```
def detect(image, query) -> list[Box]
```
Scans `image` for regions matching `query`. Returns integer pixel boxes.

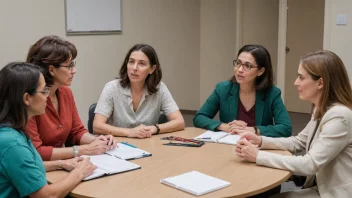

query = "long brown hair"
[300,50,352,120]
[119,44,162,94]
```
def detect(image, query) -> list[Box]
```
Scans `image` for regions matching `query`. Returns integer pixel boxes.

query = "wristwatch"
[154,124,160,135]
[73,145,79,157]
[253,126,259,135]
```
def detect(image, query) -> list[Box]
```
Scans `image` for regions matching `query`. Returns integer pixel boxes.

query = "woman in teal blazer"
[194,45,292,138]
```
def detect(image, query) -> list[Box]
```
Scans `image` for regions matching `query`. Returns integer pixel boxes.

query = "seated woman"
[0,62,96,198]
[236,50,352,197]
[93,44,185,138]
[193,44,292,137]
[25,35,116,164]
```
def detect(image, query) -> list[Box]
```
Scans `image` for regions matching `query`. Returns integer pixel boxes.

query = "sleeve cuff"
[20,175,47,197]
[209,121,222,131]
[259,136,271,149]
[74,131,89,145]
[38,146,54,161]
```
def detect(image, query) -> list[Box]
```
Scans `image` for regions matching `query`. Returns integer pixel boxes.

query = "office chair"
[88,103,97,134]
[158,113,168,124]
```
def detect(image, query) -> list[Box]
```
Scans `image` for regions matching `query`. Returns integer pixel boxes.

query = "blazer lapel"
[229,83,239,121]
[255,91,265,126]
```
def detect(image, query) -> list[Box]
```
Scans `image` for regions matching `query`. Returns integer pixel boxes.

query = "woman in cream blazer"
[235,50,352,198]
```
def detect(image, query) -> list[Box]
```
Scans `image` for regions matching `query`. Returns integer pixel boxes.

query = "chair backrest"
[158,113,168,124]
[88,103,97,134]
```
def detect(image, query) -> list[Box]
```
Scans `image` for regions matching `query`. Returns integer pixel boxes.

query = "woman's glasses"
[36,87,50,97]
[59,61,76,71]
[233,60,258,71]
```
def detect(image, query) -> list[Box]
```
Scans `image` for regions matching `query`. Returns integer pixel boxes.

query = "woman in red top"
[25,35,116,170]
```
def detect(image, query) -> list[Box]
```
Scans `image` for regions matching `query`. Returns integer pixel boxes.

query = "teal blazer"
[193,81,292,137]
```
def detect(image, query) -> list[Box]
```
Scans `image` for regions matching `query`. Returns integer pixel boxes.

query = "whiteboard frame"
[64,0,123,36]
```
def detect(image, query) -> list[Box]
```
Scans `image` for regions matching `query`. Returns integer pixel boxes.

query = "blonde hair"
[300,50,352,120]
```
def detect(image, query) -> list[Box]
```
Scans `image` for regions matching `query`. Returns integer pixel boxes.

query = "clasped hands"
[225,120,256,135]
[127,124,158,139]
[234,132,262,162]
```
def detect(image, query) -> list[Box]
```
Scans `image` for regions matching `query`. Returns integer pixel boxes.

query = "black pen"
[198,137,211,140]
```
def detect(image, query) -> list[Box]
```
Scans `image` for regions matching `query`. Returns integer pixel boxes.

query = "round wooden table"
[46,127,292,198]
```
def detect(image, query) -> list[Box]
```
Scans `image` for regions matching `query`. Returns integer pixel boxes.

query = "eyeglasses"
[36,87,50,97]
[59,61,76,71]
[233,60,258,71]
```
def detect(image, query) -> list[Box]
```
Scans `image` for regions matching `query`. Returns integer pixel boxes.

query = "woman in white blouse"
[93,44,185,138]
[235,50,352,198]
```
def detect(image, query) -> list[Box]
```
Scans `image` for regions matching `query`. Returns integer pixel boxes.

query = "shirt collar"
[122,85,151,97]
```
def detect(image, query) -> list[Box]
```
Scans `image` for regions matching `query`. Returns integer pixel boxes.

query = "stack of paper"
[161,171,231,196]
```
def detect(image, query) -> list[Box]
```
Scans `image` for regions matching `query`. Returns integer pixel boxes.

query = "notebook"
[82,154,141,181]
[161,171,231,196]
[216,134,241,145]
[105,142,152,160]
[194,130,241,145]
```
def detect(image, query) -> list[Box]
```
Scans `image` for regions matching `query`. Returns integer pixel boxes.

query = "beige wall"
[199,0,237,105]
[5,0,348,126]
[324,0,352,81]
[285,0,324,113]
[242,0,279,84]
[0,0,201,125]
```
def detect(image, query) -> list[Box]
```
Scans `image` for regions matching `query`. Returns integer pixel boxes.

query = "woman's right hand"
[81,136,111,155]
[240,132,262,146]
[72,157,96,179]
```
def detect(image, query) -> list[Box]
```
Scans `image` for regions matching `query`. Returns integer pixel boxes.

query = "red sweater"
[25,86,87,160]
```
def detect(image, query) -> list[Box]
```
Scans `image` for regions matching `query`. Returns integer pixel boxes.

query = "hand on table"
[143,125,158,135]
[128,124,152,138]
[62,157,82,171]
[97,134,117,150]
[235,138,259,162]
[72,157,96,179]
[82,136,111,155]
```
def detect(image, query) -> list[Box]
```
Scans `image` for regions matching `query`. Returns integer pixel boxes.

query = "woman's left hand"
[143,125,158,135]
[62,157,83,171]
[235,139,259,162]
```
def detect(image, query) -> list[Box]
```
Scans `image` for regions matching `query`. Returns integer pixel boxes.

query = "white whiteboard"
[65,0,122,35]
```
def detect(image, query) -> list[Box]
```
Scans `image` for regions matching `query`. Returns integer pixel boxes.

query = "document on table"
[194,130,240,145]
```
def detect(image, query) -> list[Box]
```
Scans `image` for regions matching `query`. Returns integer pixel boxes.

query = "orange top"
[25,86,87,160]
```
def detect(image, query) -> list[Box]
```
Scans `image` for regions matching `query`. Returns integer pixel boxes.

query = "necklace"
[50,96,58,104]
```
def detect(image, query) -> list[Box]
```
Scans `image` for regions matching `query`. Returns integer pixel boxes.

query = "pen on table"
[198,137,211,140]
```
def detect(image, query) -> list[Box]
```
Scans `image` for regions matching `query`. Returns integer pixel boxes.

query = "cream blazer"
[256,105,352,198]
